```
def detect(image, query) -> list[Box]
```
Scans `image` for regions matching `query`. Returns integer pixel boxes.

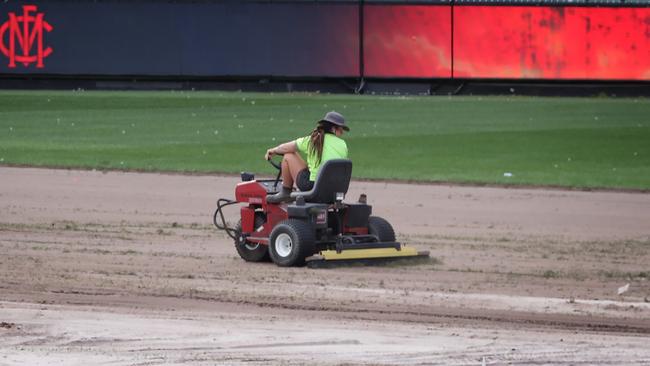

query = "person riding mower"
[213,112,429,267]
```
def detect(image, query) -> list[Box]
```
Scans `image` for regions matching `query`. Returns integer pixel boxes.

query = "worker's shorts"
[296,169,314,191]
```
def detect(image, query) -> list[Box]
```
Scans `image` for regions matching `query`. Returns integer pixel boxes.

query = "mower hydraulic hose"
[213,198,239,240]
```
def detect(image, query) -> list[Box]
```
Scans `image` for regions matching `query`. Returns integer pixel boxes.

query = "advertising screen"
[364,5,452,78]
[453,6,650,80]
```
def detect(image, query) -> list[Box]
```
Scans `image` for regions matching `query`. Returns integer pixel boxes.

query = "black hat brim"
[319,119,350,131]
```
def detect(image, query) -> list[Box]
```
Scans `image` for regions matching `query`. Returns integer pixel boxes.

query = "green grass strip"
[1,90,648,189]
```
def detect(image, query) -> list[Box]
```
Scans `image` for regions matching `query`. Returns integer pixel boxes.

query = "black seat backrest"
[290,159,352,204]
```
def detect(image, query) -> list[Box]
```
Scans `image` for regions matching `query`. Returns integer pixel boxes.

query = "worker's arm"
[265,141,297,160]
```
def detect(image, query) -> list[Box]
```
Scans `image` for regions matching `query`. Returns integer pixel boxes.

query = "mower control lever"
[267,155,283,189]
[267,155,282,170]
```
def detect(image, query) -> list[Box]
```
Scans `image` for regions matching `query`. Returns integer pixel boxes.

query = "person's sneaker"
[266,186,293,203]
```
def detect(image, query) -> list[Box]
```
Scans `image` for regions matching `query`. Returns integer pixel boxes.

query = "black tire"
[368,216,396,242]
[234,214,269,262]
[269,219,316,267]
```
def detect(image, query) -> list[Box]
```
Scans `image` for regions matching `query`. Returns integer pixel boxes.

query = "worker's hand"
[265,148,275,161]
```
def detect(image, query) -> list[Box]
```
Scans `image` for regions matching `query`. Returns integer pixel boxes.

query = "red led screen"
[364,5,452,78]
[453,6,650,80]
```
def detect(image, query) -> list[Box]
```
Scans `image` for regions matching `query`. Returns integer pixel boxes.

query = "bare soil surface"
[1,167,650,365]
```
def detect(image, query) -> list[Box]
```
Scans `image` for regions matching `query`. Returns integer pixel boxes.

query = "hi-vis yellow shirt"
[295,134,348,181]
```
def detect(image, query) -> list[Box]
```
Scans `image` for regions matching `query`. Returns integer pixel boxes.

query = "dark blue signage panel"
[0,2,360,77]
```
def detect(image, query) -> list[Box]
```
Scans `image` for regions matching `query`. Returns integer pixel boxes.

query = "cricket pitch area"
[1,167,649,365]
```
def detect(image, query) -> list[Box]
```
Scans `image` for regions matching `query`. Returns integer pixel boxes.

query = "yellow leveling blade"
[316,246,426,261]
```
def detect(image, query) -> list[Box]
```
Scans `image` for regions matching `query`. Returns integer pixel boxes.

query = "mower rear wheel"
[368,216,396,242]
[269,219,315,267]
[234,214,269,262]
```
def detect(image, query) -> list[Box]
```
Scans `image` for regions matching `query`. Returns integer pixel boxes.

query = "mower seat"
[290,159,352,204]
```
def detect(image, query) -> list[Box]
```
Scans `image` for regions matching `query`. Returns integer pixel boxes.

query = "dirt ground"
[1,167,649,365]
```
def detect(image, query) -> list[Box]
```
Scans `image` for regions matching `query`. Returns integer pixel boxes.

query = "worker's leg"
[282,153,307,188]
[267,152,306,203]
[280,152,307,188]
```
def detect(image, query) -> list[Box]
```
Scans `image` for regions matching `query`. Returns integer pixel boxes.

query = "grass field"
[1,90,649,189]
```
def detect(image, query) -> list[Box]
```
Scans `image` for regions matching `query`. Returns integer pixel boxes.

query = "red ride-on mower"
[213,158,429,267]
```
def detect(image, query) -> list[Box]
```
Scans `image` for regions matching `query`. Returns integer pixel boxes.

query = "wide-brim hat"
[319,111,349,131]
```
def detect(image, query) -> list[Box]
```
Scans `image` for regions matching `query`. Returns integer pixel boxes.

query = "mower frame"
[213,159,428,267]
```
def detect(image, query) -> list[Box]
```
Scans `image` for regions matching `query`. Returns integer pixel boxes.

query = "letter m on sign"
[0,5,54,68]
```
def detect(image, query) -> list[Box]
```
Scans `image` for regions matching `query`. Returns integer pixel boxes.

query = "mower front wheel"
[269,219,315,267]
[234,214,269,262]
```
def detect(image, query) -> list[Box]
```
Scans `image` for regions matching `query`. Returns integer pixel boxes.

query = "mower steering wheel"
[267,155,283,189]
